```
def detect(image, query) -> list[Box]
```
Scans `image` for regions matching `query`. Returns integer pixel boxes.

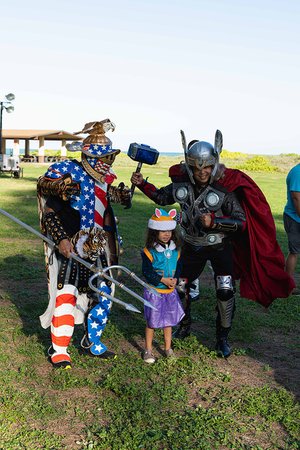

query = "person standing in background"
[283,162,300,294]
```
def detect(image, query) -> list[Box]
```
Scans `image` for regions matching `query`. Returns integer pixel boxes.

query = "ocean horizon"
[6,148,183,158]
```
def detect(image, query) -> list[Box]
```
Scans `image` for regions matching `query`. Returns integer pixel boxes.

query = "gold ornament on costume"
[70,119,121,182]
[78,119,116,146]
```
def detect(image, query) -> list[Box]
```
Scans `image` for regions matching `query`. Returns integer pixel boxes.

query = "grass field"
[0,155,299,449]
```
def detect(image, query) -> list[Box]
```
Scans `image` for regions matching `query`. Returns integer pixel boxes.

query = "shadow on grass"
[0,254,52,349]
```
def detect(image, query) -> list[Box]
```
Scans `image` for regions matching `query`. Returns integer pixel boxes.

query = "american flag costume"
[37,122,130,368]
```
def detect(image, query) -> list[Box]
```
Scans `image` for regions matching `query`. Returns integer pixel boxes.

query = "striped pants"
[50,284,111,364]
[50,285,78,365]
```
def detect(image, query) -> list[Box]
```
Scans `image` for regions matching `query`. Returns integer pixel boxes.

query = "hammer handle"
[131,161,143,194]
[125,161,143,209]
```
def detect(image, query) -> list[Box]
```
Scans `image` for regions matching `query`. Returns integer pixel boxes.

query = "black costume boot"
[215,286,235,358]
[173,325,191,339]
[216,337,231,358]
[216,327,232,358]
[173,290,191,339]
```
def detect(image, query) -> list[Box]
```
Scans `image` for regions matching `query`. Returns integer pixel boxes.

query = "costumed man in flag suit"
[131,130,295,357]
[37,119,131,368]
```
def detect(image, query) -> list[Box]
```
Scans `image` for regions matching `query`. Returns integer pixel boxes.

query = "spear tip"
[126,304,141,313]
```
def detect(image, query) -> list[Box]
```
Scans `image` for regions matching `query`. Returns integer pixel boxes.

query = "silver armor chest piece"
[173,183,226,246]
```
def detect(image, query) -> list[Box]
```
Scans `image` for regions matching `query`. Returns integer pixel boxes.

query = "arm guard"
[138,179,175,206]
[108,182,131,206]
[43,211,69,245]
[37,174,81,201]
[212,216,245,232]
[212,191,246,232]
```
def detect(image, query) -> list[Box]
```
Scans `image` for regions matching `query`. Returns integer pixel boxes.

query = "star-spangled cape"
[44,160,114,230]
[38,159,112,329]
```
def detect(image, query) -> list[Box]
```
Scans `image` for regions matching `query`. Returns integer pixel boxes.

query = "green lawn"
[0,157,299,449]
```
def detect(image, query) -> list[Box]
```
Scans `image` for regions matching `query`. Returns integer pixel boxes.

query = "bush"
[279,153,298,157]
[236,155,279,172]
[221,149,245,159]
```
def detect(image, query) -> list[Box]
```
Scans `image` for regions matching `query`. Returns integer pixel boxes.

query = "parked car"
[0,154,23,178]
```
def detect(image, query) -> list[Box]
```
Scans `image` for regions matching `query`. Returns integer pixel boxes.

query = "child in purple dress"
[142,208,185,363]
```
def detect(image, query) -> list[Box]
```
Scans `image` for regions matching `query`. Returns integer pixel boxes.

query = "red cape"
[218,168,295,307]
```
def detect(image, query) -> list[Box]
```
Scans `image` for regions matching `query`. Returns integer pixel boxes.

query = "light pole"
[0,93,15,155]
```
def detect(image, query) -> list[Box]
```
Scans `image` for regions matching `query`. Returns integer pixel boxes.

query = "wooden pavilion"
[1,129,83,163]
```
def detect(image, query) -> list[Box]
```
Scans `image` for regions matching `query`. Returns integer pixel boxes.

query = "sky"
[1,0,300,154]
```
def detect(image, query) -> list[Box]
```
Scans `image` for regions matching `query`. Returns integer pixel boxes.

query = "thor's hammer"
[126,143,159,209]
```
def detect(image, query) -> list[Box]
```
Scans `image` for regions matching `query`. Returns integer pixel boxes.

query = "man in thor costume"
[131,129,294,357]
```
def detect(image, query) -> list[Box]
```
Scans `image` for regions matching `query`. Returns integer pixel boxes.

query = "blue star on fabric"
[44,160,96,230]
[82,144,115,157]
[87,282,112,355]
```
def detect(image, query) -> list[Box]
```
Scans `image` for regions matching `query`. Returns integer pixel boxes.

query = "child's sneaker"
[143,350,156,364]
[165,348,176,358]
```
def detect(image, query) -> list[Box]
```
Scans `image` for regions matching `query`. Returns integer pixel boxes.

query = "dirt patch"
[43,387,101,449]
[246,329,300,399]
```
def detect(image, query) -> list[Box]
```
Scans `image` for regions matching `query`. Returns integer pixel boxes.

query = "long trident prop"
[0,208,157,313]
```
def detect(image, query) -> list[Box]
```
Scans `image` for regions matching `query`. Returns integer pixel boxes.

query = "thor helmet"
[186,130,223,183]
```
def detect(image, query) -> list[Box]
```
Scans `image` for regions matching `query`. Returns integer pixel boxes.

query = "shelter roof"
[2,130,83,141]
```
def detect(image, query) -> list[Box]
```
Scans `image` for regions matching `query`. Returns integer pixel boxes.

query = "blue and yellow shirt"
[142,240,181,293]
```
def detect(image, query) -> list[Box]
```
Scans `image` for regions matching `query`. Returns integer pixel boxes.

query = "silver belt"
[182,232,225,247]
